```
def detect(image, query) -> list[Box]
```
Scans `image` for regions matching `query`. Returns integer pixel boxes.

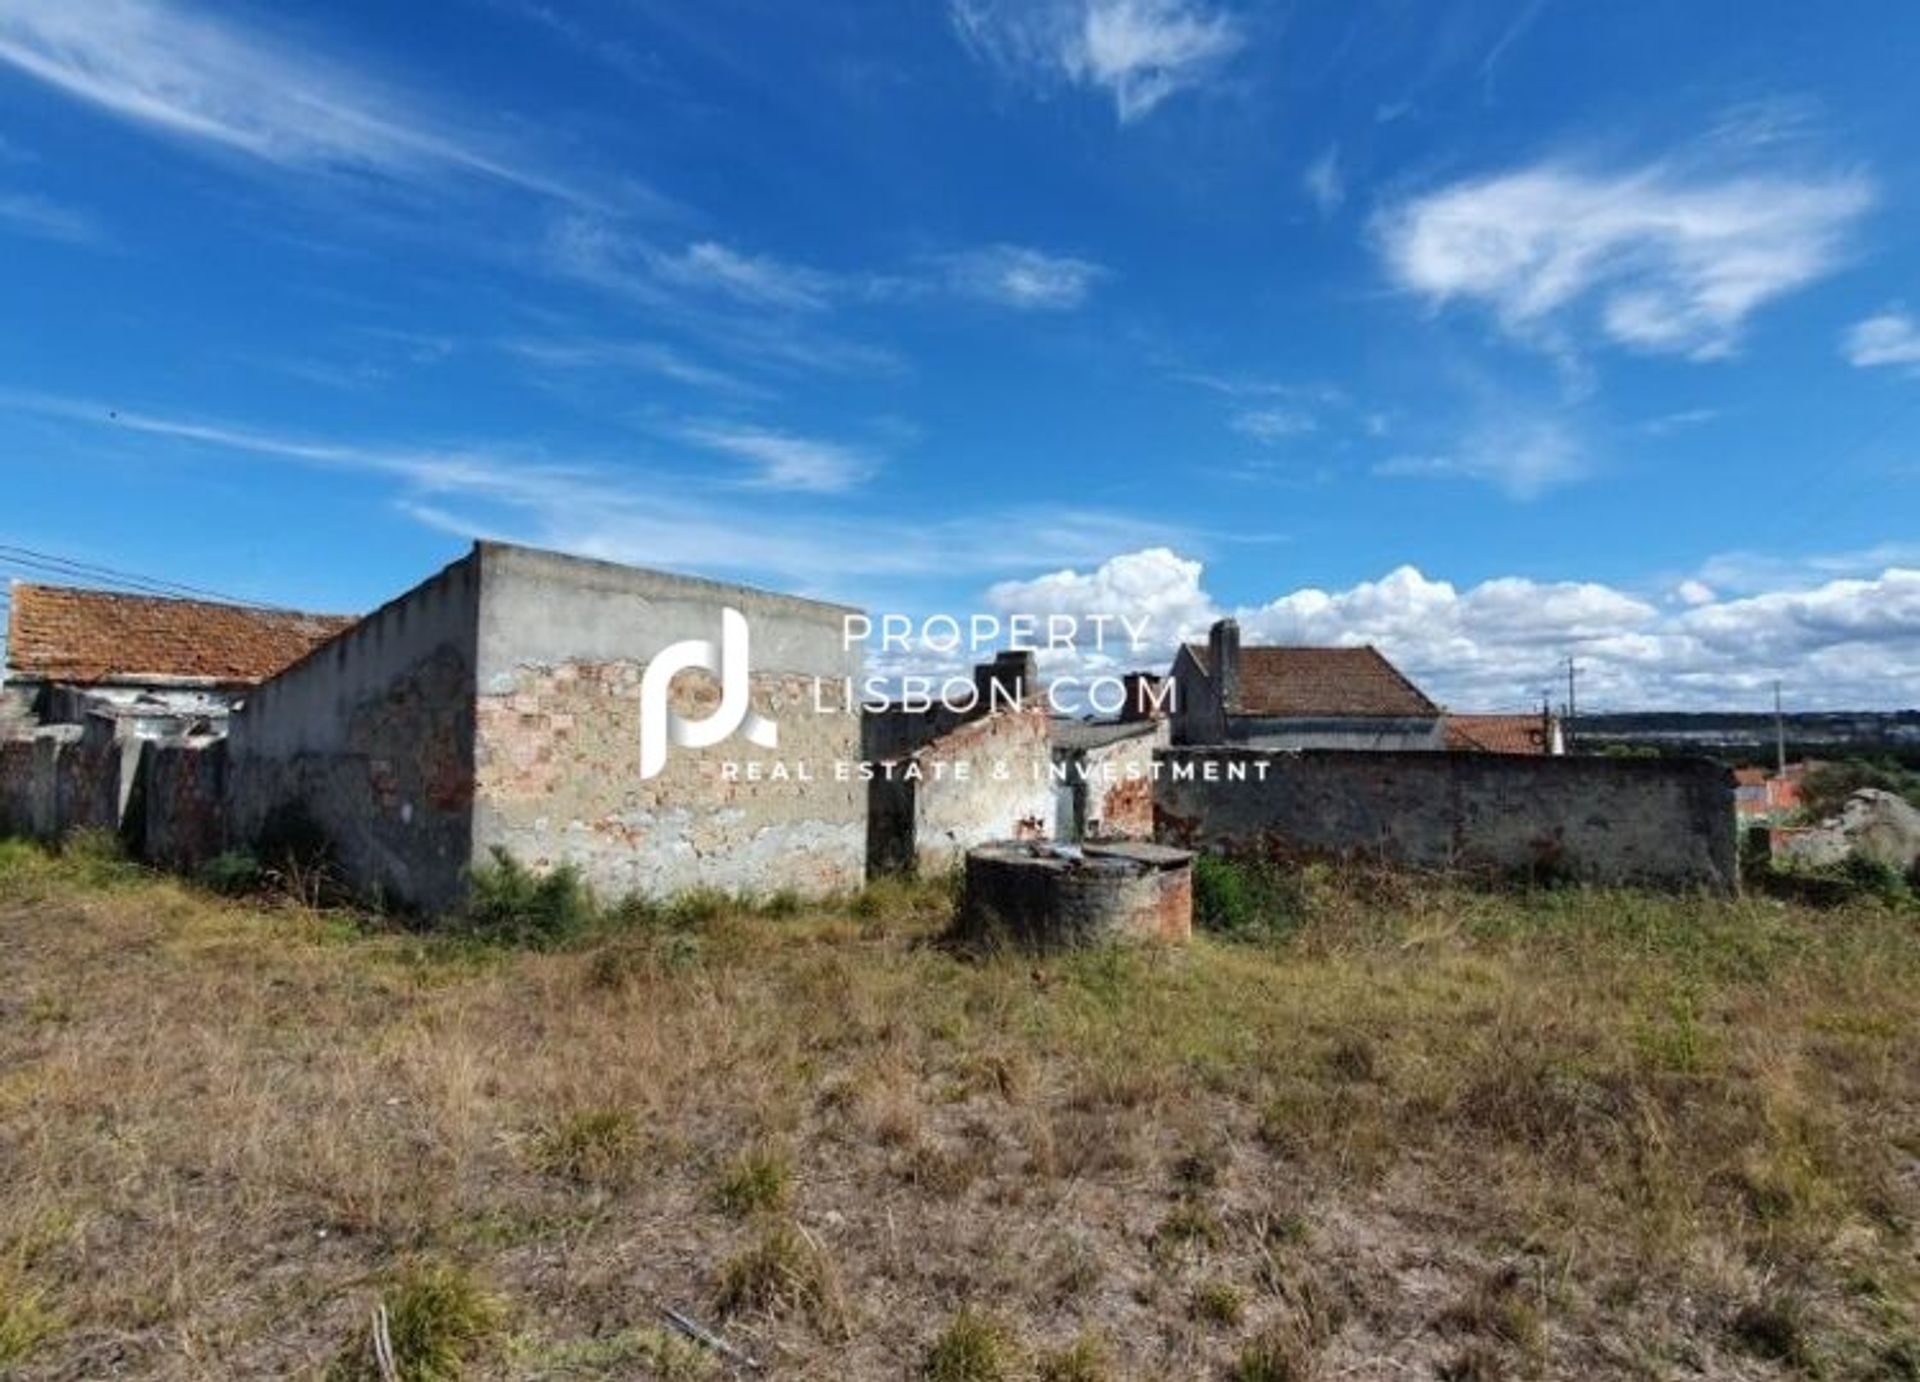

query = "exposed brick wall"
[475,661,863,900]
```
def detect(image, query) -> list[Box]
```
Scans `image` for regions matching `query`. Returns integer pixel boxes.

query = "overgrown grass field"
[1,837,1915,1379]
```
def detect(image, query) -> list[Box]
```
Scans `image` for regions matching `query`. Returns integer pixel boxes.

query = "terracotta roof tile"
[1445,713,1555,755]
[5,582,355,687]
[1188,643,1439,718]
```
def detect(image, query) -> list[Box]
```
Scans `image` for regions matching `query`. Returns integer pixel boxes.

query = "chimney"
[1119,671,1169,722]
[1207,618,1241,714]
[973,649,1035,715]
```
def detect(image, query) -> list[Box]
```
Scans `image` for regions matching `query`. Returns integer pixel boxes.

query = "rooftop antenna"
[1774,679,1787,777]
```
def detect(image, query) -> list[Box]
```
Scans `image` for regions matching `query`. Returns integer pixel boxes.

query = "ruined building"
[1169,617,1445,750]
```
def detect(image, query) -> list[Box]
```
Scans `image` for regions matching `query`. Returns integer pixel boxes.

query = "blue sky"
[1,0,1917,710]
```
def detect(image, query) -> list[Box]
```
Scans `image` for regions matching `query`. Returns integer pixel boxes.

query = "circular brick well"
[959,841,1194,949]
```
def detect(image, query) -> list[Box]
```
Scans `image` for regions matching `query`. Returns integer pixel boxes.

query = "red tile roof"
[5,582,355,687]
[1446,713,1555,755]
[1187,643,1439,718]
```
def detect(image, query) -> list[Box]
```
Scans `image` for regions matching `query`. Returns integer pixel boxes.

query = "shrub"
[0,1267,58,1366]
[713,1145,794,1217]
[461,848,596,946]
[531,1107,640,1185]
[1232,1321,1322,1382]
[1193,1279,1247,1326]
[1193,853,1305,941]
[1035,1333,1111,1382]
[198,850,263,896]
[329,1259,501,1381]
[924,1308,1019,1382]
[714,1222,846,1336]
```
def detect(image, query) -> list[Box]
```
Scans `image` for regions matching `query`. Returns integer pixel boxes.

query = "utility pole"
[1774,679,1787,777]
[1565,656,1577,751]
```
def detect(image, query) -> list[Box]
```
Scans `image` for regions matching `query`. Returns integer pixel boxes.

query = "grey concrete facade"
[227,549,482,912]
[1154,747,1738,892]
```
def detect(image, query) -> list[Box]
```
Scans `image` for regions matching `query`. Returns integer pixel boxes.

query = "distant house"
[4,582,354,730]
[1168,618,1444,749]
[1444,712,1564,756]
[1733,766,1803,822]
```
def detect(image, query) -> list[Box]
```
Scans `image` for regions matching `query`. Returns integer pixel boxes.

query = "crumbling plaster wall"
[1155,748,1737,892]
[471,543,864,900]
[1079,722,1167,839]
[870,704,1055,876]
[131,737,229,872]
[227,552,480,913]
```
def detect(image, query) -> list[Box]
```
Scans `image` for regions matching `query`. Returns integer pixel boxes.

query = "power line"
[0,544,268,608]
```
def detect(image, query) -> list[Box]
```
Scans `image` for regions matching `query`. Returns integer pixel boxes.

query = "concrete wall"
[868,705,1055,876]
[1229,715,1446,751]
[470,543,864,900]
[228,551,480,913]
[1154,748,1737,892]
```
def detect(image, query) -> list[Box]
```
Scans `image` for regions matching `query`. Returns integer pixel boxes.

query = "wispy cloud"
[1376,156,1873,359]
[937,244,1106,310]
[1,392,1185,592]
[0,190,104,245]
[1302,144,1344,215]
[1374,416,1585,500]
[1231,407,1317,442]
[951,0,1244,123]
[498,336,758,396]
[677,422,878,492]
[0,0,590,202]
[650,241,835,312]
[1843,309,1920,372]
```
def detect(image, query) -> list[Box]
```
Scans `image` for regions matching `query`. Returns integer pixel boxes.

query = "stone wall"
[1154,748,1737,892]
[0,722,131,842]
[471,543,865,901]
[132,738,229,871]
[228,551,480,913]
[869,705,1055,876]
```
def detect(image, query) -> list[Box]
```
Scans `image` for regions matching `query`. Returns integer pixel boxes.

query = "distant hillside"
[1573,710,1920,764]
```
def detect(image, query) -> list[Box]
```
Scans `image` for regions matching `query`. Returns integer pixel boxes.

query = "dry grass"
[1,837,1917,1378]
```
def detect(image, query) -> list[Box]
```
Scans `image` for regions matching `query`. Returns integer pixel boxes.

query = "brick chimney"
[1207,618,1241,714]
[973,649,1035,714]
[1119,671,1169,722]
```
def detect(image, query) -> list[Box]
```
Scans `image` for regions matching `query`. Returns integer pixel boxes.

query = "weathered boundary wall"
[228,552,480,913]
[472,543,865,900]
[0,721,133,842]
[1154,748,1737,892]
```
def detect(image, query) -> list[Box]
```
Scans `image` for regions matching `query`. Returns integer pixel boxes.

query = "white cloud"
[1303,144,1344,215]
[1231,407,1317,442]
[952,0,1243,123]
[1675,578,1716,606]
[1374,417,1585,500]
[1843,309,1920,371]
[1377,159,1873,359]
[977,547,1920,709]
[677,423,877,493]
[0,0,585,200]
[0,190,103,245]
[939,244,1106,310]
[498,336,759,396]
[650,241,834,312]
